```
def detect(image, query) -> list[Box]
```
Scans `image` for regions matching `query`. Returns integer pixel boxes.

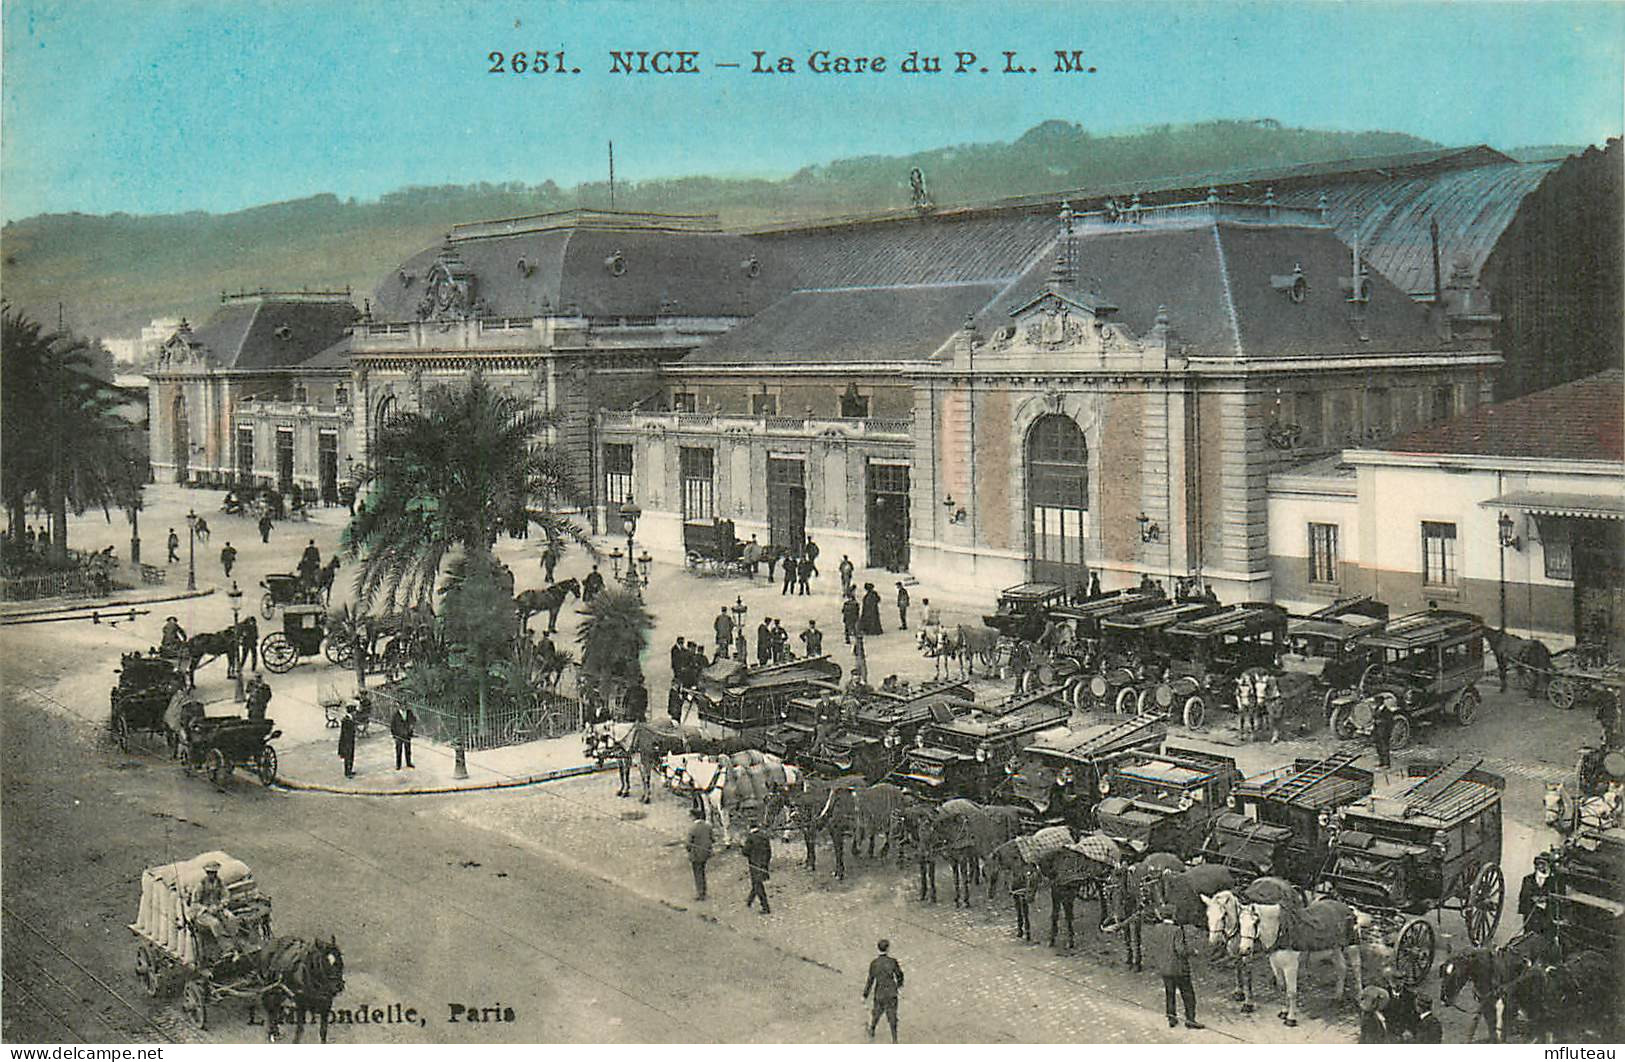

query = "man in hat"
[192,861,241,960]
[160,616,188,658]
[837,554,855,597]
[714,606,734,660]
[841,589,860,645]
[246,674,272,722]
[167,528,180,564]
[219,541,237,578]
[582,564,604,602]
[756,618,773,666]
[1518,852,1563,937]
[800,619,823,657]
[895,582,910,630]
[338,705,357,777]
[1146,903,1202,1030]
[862,938,905,1042]
[1371,694,1398,768]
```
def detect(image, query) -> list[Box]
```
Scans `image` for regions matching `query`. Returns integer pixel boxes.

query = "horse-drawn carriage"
[693,654,844,732]
[897,686,1069,802]
[1544,644,1623,712]
[1005,712,1167,829]
[1327,610,1488,750]
[1547,822,1625,962]
[982,581,1070,637]
[682,517,745,576]
[1151,603,1292,729]
[1323,756,1506,984]
[1282,600,1388,723]
[1201,748,1374,886]
[177,715,281,786]
[109,651,184,751]
[259,573,318,619]
[1093,744,1241,859]
[258,603,332,674]
[129,851,344,1038]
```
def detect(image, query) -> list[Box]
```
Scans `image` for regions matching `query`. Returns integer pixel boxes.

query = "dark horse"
[1485,629,1553,699]
[766,775,866,876]
[516,579,581,634]
[1439,931,1560,1042]
[256,936,345,1043]
[891,805,942,902]
[184,618,259,688]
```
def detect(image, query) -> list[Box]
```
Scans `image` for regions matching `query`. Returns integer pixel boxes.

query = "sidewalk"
[274,723,610,794]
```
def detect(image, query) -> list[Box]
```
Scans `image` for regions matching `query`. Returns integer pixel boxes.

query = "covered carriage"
[1323,756,1506,984]
[682,517,745,576]
[766,679,974,781]
[1093,744,1241,859]
[1005,712,1167,829]
[178,715,281,786]
[1088,601,1220,715]
[693,654,844,733]
[259,603,330,674]
[897,686,1069,802]
[1548,823,1625,961]
[129,851,274,1028]
[259,572,318,619]
[1152,602,1291,729]
[108,651,184,751]
[1017,588,1167,702]
[1201,748,1374,886]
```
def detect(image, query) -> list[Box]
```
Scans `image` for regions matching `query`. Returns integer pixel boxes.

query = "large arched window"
[1026,414,1090,588]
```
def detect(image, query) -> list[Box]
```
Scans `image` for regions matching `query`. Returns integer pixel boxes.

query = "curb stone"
[274,761,612,796]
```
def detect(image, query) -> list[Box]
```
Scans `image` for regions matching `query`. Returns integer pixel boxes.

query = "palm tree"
[574,587,653,703]
[348,375,586,775]
[1,305,144,563]
[347,374,586,612]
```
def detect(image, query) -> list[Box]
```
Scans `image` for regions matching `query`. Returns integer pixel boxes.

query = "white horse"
[1237,899,1364,1027]
[662,752,799,845]
[916,624,961,679]
[1201,889,1260,1013]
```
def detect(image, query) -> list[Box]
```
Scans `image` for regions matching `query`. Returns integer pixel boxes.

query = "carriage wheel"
[259,594,275,620]
[1183,696,1206,731]
[325,637,353,667]
[1454,686,1481,726]
[1136,687,1155,716]
[1389,714,1412,751]
[1114,686,1137,716]
[1329,704,1357,740]
[134,945,159,997]
[260,633,297,674]
[1549,677,1578,711]
[1394,918,1436,985]
[181,977,209,1030]
[1466,864,1505,946]
[116,714,132,753]
[257,745,279,786]
[205,748,229,786]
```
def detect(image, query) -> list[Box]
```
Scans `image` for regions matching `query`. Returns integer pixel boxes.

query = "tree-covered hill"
[2,119,1444,342]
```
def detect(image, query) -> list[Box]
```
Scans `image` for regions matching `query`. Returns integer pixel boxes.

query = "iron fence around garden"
[367,685,586,752]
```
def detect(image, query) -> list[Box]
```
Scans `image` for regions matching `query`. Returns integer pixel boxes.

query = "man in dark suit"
[1371,696,1398,768]
[670,638,687,687]
[744,824,772,914]
[757,619,773,665]
[1518,853,1563,936]
[390,700,415,770]
[338,706,357,778]
[863,938,905,1042]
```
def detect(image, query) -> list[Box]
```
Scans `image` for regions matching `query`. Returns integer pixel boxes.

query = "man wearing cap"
[862,938,904,1042]
[1146,903,1203,1030]
[685,807,713,901]
[338,705,357,778]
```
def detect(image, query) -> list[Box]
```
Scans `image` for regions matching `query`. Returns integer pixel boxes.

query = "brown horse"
[256,936,345,1043]
[765,775,868,876]
[515,578,581,634]
[932,798,1021,907]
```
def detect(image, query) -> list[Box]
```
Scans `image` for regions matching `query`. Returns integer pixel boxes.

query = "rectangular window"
[1422,521,1458,588]
[1431,386,1455,423]
[672,392,697,413]
[680,446,715,521]
[751,393,778,416]
[1308,523,1339,585]
[604,443,633,505]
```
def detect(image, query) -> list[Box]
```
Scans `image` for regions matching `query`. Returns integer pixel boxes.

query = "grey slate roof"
[372,227,785,322]
[186,298,358,370]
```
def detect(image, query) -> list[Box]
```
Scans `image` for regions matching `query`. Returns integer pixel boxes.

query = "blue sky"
[3,0,1622,221]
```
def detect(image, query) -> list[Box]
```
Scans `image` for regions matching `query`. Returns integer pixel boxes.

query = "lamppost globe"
[226,580,245,701]
[185,509,198,591]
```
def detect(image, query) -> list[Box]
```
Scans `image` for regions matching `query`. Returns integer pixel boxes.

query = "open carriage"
[108,651,184,751]
[1545,645,1623,712]
[129,851,275,1029]
[1323,756,1506,984]
[1201,748,1374,886]
[178,716,281,786]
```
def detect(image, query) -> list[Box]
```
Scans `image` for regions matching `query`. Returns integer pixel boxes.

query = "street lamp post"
[185,509,198,591]
[619,502,643,596]
[227,581,245,702]
[1496,511,1522,692]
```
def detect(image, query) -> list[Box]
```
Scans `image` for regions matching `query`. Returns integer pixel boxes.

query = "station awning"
[1481,490,1625,520]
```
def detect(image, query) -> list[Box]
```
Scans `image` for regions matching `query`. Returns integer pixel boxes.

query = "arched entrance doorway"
[171,394,190,484]
[1026,413,1089,590]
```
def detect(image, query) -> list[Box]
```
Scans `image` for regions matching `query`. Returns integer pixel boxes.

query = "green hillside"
[1,120,1441,342]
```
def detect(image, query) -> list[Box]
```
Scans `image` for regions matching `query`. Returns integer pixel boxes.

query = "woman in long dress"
[859,583,884,636]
